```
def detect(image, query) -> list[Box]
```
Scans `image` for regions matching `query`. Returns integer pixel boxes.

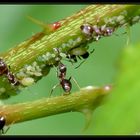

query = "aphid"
[0,58,20,86]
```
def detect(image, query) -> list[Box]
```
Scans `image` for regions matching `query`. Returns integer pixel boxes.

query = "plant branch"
[0,85,111,126]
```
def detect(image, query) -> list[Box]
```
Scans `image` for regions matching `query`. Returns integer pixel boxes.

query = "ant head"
[80,24,93,37]
[0,59,5,68]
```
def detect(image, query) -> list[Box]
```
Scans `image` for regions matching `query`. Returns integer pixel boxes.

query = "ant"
[67,21,115,68]
[0,116,10,135]
[50,62,72,96]
[80,23,115,41]
[50,61,80,96]
[66,42,95,69]
[0,58,20,86]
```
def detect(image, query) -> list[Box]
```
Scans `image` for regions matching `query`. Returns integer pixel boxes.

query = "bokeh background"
[0,5,140,135]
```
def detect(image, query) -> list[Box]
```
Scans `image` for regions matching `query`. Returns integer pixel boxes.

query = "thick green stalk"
[0,85,111,126]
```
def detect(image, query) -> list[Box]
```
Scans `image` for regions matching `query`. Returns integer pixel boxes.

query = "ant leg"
[50,83,60,97]
[90,48,95,54]
[70,76,81,90]
[75,49,95,69]
[3,126,10,134]
[125,25,131,47]
[4,119,16,134]
[75,60,85,69]
[0,129,4,135]
[66,54,75,64]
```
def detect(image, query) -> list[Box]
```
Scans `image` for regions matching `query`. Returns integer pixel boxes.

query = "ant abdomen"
[60,78,72,93]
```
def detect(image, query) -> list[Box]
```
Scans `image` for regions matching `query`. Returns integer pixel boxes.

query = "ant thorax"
[57,62,67,80]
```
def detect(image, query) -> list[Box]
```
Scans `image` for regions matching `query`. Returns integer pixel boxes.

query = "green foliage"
[84,43,140,135]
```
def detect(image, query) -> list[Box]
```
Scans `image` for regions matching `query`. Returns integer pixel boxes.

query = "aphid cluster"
[0,58,19,86]
[80,23,115,41]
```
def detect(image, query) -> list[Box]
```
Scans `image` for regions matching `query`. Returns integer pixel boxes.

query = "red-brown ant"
[80,23,115,41]
[50,62,72,96]
[0,58,20,86]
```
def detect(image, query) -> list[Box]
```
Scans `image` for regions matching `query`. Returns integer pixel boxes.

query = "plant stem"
[0,85,111,126]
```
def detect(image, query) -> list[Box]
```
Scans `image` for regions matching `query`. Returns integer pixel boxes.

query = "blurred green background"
[0,5,140,135]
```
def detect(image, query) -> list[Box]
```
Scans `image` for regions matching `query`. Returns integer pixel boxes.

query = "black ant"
[50,61,80,96]
[80,23,115,41]
[66,22,115,68]
[0,116,10,135]
[50,62,72,96]
[67,42,95,69]
[0,58,20,86]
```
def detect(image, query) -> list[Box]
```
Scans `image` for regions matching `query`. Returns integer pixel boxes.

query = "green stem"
[0,85,111,126]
